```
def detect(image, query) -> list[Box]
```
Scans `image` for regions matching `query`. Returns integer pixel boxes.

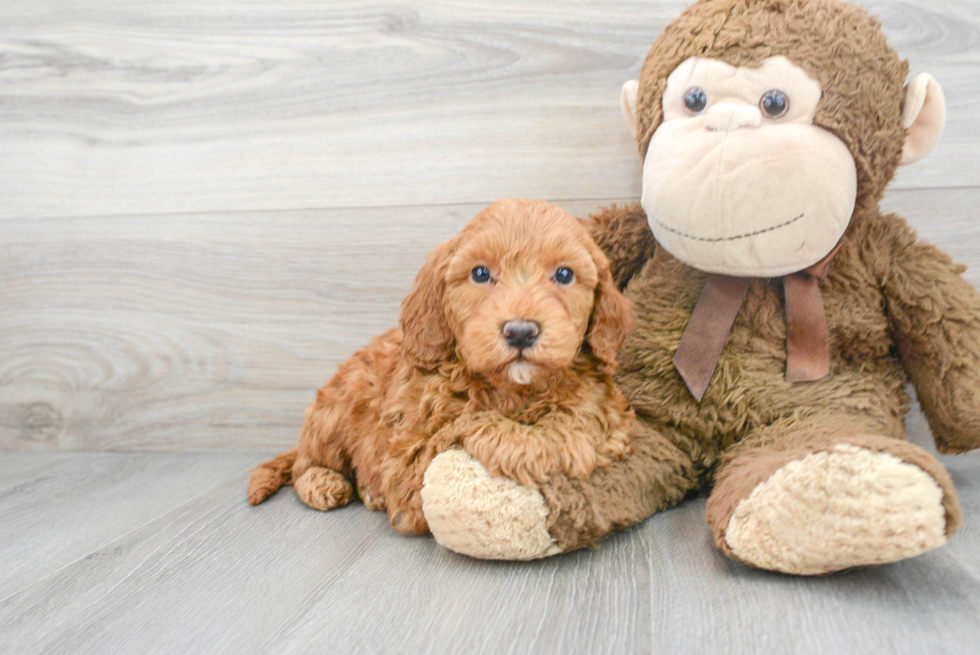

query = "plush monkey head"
[620,0,946,277]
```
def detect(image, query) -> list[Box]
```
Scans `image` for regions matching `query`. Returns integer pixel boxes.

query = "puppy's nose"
[502,320,540,350]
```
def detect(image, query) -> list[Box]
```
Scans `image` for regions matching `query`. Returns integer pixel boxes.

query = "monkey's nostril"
[502,320,540,350]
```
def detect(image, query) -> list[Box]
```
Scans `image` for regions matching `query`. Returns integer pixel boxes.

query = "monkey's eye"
[683,87,708,114]
[760,89,790,118]
[553,267,575,285]
[471,266,491,284]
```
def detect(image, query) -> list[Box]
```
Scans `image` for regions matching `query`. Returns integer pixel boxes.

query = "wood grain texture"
[0,0,978,221]
[0,452,263,598]
[0,199,630,450]
[1,451,978,654]
[3,188,979,452]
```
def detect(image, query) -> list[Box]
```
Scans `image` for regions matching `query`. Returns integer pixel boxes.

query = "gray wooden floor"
[2,434,979,654]
[3,0,980,653]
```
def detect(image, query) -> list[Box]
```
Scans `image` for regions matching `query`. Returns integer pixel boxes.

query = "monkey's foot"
[721,444,950,575]
[421,449,561,560]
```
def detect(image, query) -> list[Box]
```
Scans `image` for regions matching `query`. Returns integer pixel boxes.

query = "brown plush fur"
[523,0,980,557]
[248,199,635,535]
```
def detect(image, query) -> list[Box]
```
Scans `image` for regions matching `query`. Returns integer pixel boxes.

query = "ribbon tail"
[784,273,830,383]
[674,275,752,402]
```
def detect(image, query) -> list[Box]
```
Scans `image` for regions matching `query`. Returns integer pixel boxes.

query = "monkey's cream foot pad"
[724,445,948,575]
[422,449,560,560]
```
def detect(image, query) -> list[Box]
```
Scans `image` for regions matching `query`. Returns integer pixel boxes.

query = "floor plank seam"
[53,494,245,636]
[254,525,393,652]
[0,467,251,606]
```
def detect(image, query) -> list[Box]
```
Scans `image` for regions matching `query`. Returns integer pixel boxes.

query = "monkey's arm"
[878,215,980,453]
[582,203,657,289]
[421,418,698,559]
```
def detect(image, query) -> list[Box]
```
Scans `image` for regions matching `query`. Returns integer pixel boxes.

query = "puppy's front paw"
[421,449,561,560]
[463,428,565,488]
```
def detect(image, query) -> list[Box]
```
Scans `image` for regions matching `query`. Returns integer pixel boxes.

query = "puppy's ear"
[400,240,455,368]
[586,249,635,373]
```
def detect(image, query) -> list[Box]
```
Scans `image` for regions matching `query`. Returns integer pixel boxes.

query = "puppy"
[248,199,635,535]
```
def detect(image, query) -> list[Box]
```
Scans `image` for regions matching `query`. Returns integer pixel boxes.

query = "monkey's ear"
[900,73,946,166]
[621,80,639,139]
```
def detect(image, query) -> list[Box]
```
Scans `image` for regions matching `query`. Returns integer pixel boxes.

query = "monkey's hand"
[420,419,695,560]
[581,203,657,289]
[880,215,980,453]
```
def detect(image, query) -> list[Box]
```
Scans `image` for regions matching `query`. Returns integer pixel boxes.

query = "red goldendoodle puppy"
[248,199,635,535]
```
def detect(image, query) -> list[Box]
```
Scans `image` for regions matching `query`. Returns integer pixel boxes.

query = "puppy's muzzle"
[502,320,540,350]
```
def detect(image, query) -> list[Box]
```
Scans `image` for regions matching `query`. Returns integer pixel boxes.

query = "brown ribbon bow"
[673,242,844,402]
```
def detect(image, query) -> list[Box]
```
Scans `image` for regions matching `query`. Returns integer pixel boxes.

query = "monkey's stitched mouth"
[650,213,805,243]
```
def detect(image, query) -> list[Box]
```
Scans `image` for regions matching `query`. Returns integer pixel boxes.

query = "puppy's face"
[401,199,633,387]
[445,213,599,386]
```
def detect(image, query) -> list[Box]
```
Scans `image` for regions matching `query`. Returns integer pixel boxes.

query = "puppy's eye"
[553,267,575,285]
[760,89,789,118]
[684,87,708,114]
[471,266,491,284]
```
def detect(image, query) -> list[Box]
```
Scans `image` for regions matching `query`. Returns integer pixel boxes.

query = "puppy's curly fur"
[248,199,635,535]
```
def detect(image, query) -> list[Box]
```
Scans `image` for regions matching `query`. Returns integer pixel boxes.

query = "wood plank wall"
[2,0,979,450]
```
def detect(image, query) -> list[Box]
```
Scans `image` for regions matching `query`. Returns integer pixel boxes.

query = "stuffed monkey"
[419,0,980,574]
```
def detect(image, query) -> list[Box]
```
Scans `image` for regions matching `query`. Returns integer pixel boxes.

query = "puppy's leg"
[382,444,438,535]
[294,466,355,511]
[296,394,390,512]
[290,329,402,511]
[291,404,357,512]
[356,478,386,511]
[383,425,464,535]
